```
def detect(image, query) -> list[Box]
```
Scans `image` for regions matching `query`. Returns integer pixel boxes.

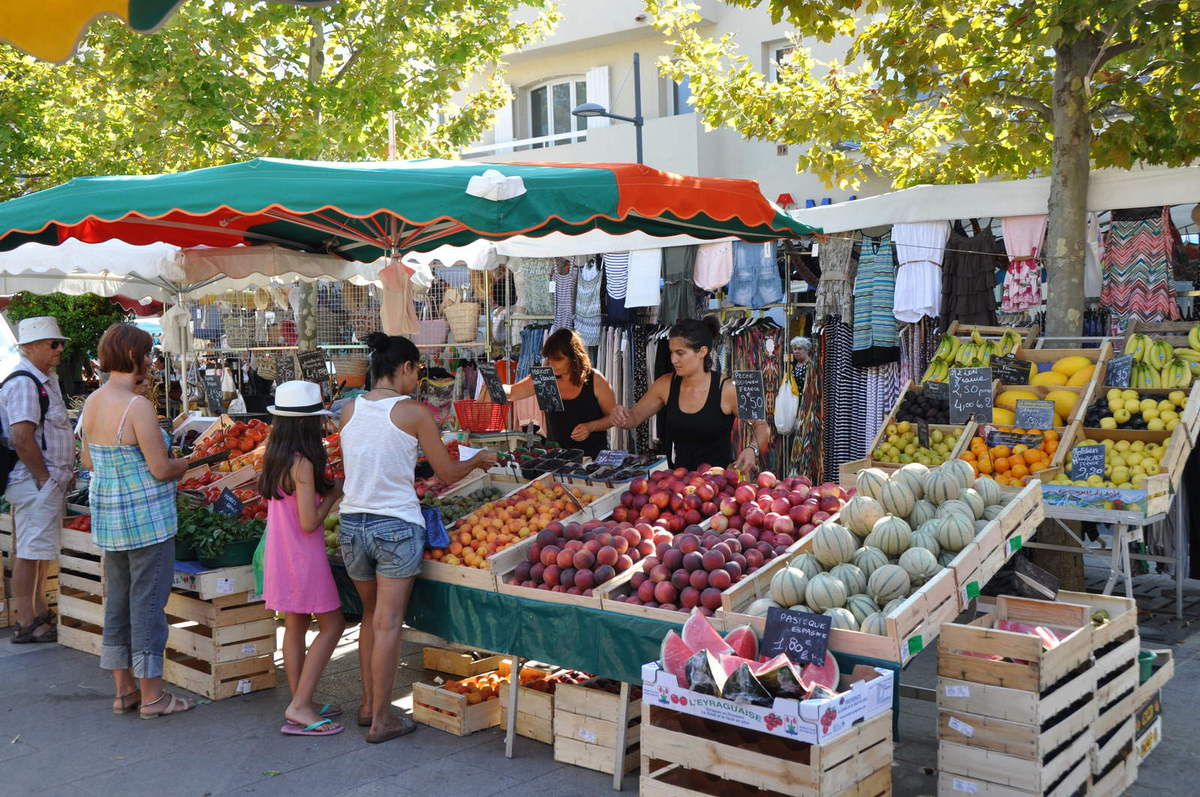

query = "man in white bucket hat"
[1,316,74,643]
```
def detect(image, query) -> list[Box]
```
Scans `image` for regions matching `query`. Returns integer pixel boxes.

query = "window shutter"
[493,83,514,153]
[585,66,610,128]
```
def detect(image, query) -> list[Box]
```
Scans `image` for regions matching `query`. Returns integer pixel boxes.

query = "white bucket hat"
[268,380,332,417]
[16,316,67,345]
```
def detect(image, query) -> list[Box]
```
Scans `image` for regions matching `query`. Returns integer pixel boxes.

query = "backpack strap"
[2,371,49,450]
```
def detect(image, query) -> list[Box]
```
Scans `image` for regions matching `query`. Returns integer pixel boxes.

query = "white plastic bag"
[774,373,799,435]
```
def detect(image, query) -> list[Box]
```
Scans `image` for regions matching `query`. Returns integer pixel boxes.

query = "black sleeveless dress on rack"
[545,371,608,458]
[662,371,735,470]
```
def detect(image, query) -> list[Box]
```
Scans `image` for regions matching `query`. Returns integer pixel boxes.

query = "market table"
[403,579,901,789]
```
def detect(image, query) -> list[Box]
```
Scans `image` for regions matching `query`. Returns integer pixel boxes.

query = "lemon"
[1147,418,1165,431]
[1107,388,1123,402]
[1143,409,1159,421]
[1169,390,1186,404]
[1158,400,1174,412]
[1123,399,1141,413]
[1108,401,1124,414]
[1099,417,1117,429]
[1162,410,1179,422]
[1121,389,1138,401]
[1113,408,1131,423]
[1167,418,1179,431]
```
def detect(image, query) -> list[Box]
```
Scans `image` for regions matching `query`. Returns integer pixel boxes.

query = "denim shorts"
[339,513,424,581]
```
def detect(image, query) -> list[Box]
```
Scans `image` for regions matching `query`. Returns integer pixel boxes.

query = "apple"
[771,497,791,515]
[637,580,656,602]
[680,586,701,609]
[734,484,757,504]
[744,509,764,528]
[682,551,704,572]
[819,495,843,513]
[630,477,649,495]
[756,496,773,513]
[631,494,648,510]
[708,568,733,590]
[677,533,702,554]
[649,564,670,582]
[671,569,691,591]
[650,490,671,509]
[773,515,795,536]
[790,504,813,525]
[757,471,779,489]
[640,504,660,521]
[701,549,726,570]
[719,497,738,517]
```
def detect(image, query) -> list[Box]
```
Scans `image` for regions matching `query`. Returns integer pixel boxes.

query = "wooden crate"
[1035,461,1171,521]
[163,648,276,700]
[171,563,256,600]
[947,322,1040,348]
[1078,383,1199,490]
[162,589,276,699]
[1014,341,1113,394]
[994,383,1096,425]
[1091,715,1136,785]
[1053,591,1139,736]
[952,481,1044,607]
[59,525,103,598]
[936,739,1091,797]
[499,665,556,744]
[412,681,502,736]
[57,585,104,656]
[938,596,1094,693]
[1132,649,1173,709]
[640,704,892,796]
[421,646,505,677]
[553,679,641,776]
[1127,319,1198,348]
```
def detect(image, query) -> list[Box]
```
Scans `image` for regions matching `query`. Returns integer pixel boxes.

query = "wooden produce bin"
[1012,340,1113,384]
[0,514,59,609]
[946,321,1040,349]
[994,382,1097,426]
[1127,319,1198,348]
[421,646,505,677]
[162,589,276,700]
[936,596,1095,797]
[640,705,892,797]
[498,665,556,744]
[57,585,104,656]
[952,481,1045,607]
[553,679,641,777]
[59,524,103,598]
[171,563,257,599]
[412,680,503,736]
[1055,591,1139,738]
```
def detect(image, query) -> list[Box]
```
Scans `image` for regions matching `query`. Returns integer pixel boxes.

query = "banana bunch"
[933,334,960,362]
[1121,326,1200,386]
[1175,347,1200,376]
[923,328,1014,382]
[1161,358,1194,388]
[996,329,1022,357]
[1123,333,1152,362]
[1189,323,1200,352]
[1132,361,1161,389]
[922,359,950,383]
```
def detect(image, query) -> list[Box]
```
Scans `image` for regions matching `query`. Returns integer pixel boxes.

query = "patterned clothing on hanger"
[511,257,556,316]
[631,324,651,453]
[574,260,602,346]
[1101,207,1180,334]
[816,233,857,324]
[1000,216,1047,313]
[941,222,1001,330]
[852,233,899,366]
[659,246,699,324]
[551,261,576,332]
[820,319,857,482]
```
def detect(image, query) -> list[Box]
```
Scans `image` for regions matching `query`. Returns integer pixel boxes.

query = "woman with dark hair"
[81,323,194,718]
[610,316,770,473]
[502,328,616,458]
[338,333,496,743]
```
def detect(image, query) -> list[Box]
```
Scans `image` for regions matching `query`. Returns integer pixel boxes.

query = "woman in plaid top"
[81,324,194,719]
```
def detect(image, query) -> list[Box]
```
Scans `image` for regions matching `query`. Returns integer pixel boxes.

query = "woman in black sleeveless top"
[503,329,615,458]
[610,317,770,473]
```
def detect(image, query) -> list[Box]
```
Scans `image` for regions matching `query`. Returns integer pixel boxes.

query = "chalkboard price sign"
[478,362,508,405]
[986,430,1044,449]
[761,607,833,665]
[949,367,993,424]
[213,488,244,518]
[732,370,767,421]
[530,366,563,412]
[595,449,628,467]
[1069,444,1106,480]
[1105,355,1133,388]
[991,355,1034,385]
[296,349,329,385]
[274,353,296,385]
[1015,399,1056,430]
[922,379,949,401]
[204,374,224,416]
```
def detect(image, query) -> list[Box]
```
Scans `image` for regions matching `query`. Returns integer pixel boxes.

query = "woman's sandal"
[138,691,196,720]
[112,691,141,715]
[10,619,56,644]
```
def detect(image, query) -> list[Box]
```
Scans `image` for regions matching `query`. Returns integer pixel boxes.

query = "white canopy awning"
[788,164,1200,234]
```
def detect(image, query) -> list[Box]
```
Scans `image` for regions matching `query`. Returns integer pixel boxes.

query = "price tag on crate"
[1106,354,1133,388]
[595,449,627,467]
[985,429,1044,449]
[733,370,767,421]
[213,488,244,518]
[991,355,1034,385]
[1014,399,1056,430]
[949,367,993,424]
[274,352,296,385]
[1069,444,1106,480]
[761,607,831,665]
[478,362,508,404]
[922,378,949,402]
[530,366,563,412]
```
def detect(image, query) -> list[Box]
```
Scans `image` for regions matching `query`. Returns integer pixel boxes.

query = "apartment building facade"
[461,0,892,206]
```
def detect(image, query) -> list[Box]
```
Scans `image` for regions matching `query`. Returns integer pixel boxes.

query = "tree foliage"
[7,293,126,361]
[0,0,557,199]
[650,0,1200,191]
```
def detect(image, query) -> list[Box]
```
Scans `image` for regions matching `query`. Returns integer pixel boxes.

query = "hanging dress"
[1101,207,1180,334]
[1000,215,1047,313]
[815,233,857,324]
[550,260,576,332]
[659,245,699,324]
[851,233,899,367]
[892,221,950,323]
[574,261,602,347]
[940,222,1002,331]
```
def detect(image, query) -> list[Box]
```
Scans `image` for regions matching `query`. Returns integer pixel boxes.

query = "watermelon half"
[799,652,841,695]
[660,630,695,687]
[724,625,759,661]
[681,608,734,657]
[716,653,760,679]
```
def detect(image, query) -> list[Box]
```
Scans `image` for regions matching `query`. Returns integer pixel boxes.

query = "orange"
[978,456,993,475]
[961,450,977,463]
[1011,462,1029,479]
[994,457,1011,473]
[991,445,1011,459]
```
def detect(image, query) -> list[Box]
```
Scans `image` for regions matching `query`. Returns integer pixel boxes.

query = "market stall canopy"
[0,159,817,262]
[788,164,1200,234]
[0,0,338,62]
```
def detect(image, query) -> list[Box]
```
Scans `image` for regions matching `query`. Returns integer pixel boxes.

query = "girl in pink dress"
[259,380,345,736]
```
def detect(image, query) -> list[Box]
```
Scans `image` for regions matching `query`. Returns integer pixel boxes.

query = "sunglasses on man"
[46,341,64,350]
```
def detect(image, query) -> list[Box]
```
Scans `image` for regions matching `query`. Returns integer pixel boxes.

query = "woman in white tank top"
[338,333,496,743]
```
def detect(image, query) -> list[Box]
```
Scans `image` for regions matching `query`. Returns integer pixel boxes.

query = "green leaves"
[7,293,124,362]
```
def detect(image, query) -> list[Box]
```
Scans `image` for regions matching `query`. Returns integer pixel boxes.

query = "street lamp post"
[571,52,644,164]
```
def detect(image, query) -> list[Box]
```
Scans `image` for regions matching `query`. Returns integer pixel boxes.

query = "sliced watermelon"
[681,608,734,657]
[716,653,760,678]
[754,654,805,699]
[724,625,759,661]
[722,662,773,706]
[799,652,841,695]
[660,630,695,687]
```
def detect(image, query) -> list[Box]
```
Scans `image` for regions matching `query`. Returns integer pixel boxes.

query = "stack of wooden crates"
[0,511,59,627]
[936,594,1141,796]
[57,520,106,652]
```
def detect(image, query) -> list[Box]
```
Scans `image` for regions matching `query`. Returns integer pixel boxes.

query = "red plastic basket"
[454,400,508,433]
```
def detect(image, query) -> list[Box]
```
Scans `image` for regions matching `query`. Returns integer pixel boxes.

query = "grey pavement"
[3,564,1198,796]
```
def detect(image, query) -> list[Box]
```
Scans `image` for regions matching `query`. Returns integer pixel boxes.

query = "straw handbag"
[442,287,480,343]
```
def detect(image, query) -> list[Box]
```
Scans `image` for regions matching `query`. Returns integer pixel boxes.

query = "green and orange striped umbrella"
[0,0,335,62]
[0,158,817,261]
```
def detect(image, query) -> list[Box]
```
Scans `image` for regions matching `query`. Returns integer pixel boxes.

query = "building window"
[768,44,795,82]
[671,77,692,115]
[529,77,587,147]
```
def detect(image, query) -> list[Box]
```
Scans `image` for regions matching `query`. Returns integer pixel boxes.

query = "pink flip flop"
[280,719,344,736]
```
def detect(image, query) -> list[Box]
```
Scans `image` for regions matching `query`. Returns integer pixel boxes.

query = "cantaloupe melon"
[938,552,956,568]
[983,505,1004,521]
[883,598,906,615]
[898,547,940,586]
[943,459,976,489]
[878,479,916,518]
[824,607,858,631]
[908,498,937,528]
[845,594,880,625]
[788,604,811,613]
[812,522,858,568]
[937,512,975,553]
[790,553,822,579]
[973,475,1002,506]
[840,495,885,537]
[746,598,782,617]
[829,562,867,596]
[868,564,911,603]
[957,488,985,519]
[855,468,889,500]
[852,546,889,577]
[769,567,809,607]
[894,463,928,500]
[805,573,847,612]
[936,499,975,523]
[860,612,888,636]
[865,515,912,556]
[910,529,941,557]
[925,468,961,504]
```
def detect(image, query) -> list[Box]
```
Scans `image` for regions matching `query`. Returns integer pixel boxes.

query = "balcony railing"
[461,131,587,158]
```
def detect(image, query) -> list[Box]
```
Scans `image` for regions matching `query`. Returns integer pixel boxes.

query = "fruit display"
[1048,438,1167,489]
[743,463,1017,633]
[922,329,1022,382]
[1122,329,1199,387]
[64,514,92,532]
[188,418,270,462]
[659,610,841,702]
[994,388,1075,426]
[414,476,456,500]
[426,480,596,568]
[503,519,639,594]
[1015,354,1098,388]
[960,427,1059,487]
[179,470,222,491]
[894,388,949,424]
[610,467,730,529]
[870,422,961,467]
[518,668,592,694]
[1082,389,1190,432]
[323,512,340,556]
[422,487,505,526]
[175,500,265,561]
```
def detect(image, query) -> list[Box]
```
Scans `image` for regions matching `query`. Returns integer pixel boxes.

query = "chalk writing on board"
[530,366,563,412]
[949,367,993,425]
[761,607,832,665]
[1105,355,1132,389]
[732,370,766,421]
[478,362,508,405]
[1014,399,1056,430]
[1069,445,1106,480]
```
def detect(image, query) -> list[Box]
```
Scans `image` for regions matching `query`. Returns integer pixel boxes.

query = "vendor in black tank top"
[610,317,770,474]
[502,329,616,458]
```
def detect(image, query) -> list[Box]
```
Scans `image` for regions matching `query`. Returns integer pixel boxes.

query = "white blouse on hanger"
[892,221,951,323]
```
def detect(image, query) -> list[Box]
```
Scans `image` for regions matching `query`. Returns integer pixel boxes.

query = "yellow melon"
[1052,356,1092,377]
[1066,364,1095,386]
[996,389,1039,411]
[991,407,1016,425]
[1031,371,1068,387]
[1045,389,1079,421]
